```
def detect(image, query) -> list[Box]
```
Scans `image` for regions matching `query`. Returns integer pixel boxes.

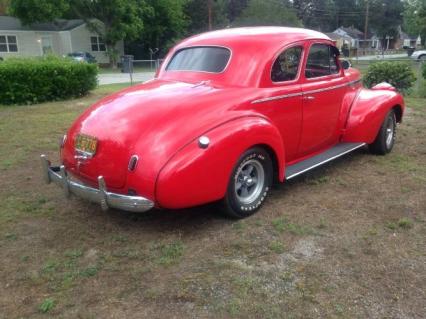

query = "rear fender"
[342,88,404,144]
[155,116,285,209]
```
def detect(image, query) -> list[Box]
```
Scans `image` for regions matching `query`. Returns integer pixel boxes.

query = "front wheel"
[222,147,273,219]
[369,109,396,155]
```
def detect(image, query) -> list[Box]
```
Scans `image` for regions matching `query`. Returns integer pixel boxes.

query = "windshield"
[166,46,231,73]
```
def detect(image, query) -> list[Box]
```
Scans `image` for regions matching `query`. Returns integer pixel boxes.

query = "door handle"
[303,95,315,101]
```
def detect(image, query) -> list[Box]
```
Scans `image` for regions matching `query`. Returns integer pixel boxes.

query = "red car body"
[42,27,404,215]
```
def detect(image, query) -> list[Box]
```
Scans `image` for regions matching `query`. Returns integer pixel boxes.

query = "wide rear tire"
[369,109,396,155]
[222,147,273,219]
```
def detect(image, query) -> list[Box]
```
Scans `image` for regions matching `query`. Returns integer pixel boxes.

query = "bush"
[422,62,426,79]
[363,61,416,94]
[0,56,98,105]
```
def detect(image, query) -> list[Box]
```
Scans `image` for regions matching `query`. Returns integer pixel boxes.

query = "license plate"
[75,134,97,155]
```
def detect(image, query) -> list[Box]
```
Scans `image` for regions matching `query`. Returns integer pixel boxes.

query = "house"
[332,26,371,49]
[325,32,352,50]
[0,16,124,64]
[395,26,421,49]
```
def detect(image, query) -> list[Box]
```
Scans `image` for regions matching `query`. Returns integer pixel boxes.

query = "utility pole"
[364,0,369,40]
[208,0,213,31]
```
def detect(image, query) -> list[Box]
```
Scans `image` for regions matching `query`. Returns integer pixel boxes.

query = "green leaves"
[38,298,55,313]
[10,0,69,25]
[363,61,416,94]
[0,57,98,105]
[234,0,301,27]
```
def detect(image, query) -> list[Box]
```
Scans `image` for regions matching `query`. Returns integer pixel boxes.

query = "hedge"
[423,62,426,79]
[363,61,416,94]
[0,56,98,105]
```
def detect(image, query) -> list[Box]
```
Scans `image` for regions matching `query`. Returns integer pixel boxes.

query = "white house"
[0,16,124,64]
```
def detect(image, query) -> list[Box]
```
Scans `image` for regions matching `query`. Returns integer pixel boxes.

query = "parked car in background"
[67,52,97,63]
[410,50,426,60]
[41,27,405,219]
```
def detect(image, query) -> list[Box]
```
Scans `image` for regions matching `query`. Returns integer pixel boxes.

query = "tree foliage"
[184,0,229,34]
[70,0,146,66]
[234,0,301,27]
[403,0,426,44]
[141,0,188,55]
[9,0,69,25]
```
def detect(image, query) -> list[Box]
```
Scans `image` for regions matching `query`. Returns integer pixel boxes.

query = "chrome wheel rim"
[235,159,265,205]
[385,115,395,149]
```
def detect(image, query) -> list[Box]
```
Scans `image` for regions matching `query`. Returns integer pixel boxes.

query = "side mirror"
[341,60,351,70]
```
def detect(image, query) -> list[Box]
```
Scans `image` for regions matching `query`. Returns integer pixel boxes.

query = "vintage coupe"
[41,27,404,218]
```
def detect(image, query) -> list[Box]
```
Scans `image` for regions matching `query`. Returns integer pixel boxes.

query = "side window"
[271,46,303,82]
[305,44,340,78]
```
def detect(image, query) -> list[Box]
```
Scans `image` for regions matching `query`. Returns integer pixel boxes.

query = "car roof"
[178,27,331,49]
[160,27,334,87]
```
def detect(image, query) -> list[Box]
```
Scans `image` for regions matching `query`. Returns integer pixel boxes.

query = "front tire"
[369,109,396,155]
[222,147,273,219]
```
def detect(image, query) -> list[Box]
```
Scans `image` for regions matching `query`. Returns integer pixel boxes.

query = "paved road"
[354,53,408,61]
[98,72,155,85]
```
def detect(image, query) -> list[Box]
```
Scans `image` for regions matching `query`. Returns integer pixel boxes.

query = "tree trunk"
[106,43,118,69]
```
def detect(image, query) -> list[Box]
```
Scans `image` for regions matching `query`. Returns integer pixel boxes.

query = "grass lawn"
[0,84,425,318]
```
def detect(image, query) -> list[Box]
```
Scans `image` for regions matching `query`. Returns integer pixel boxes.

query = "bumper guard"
[40,155,154,213]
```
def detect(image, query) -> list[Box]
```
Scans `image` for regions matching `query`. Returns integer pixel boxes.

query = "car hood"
[62,79,254,191]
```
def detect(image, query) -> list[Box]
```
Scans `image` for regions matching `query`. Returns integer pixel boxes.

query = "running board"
[285,143,366,180]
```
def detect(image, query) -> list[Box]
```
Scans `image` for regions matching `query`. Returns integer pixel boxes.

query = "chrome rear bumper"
[40,155,154,213]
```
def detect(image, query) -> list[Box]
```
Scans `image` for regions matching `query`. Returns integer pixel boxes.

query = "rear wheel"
[222,147,273,219]
[369,109,396,155]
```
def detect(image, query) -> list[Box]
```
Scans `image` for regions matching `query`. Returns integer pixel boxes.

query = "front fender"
[155,116,285,209]
[342,88,404,144]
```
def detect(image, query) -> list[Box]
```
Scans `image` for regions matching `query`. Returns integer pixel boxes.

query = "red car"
[41,27,404,219]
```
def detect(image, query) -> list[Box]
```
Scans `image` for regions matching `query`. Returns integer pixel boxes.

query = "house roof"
[0,15,85,31]
[400,30,418,40]
[326,32,344,40]
[335,26,365,39]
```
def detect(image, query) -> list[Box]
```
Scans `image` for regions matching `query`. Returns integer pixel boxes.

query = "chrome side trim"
[252,92,304,104]
[285,143,366,180]
[251,79,362,104]
[40,155,154,213]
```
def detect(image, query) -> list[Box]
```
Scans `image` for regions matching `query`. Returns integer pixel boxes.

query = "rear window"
[166,47,231,73]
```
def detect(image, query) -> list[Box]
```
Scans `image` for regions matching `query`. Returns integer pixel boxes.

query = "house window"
[0,35,18,52]
[91,36,106,52]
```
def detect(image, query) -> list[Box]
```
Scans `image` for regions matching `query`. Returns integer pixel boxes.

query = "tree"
[234,0,302,27]
[70,0,146,67]
[0,0,10,14]
[9,0,69,25]
[403,0,426,45]
[138,0,188,57]
[367,0,404,40]
[184,0,229,34]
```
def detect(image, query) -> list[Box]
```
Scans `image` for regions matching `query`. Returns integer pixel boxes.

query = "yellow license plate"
[75,134,97,155]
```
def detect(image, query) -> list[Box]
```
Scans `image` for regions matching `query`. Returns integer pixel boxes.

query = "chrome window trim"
[304,42,342,81]
[165,45,233,75]
[251,79,361,104]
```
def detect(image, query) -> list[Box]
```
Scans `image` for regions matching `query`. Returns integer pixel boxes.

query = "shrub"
[0,56,98,105]
[363,61,416,94]
[422,62,426,79]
